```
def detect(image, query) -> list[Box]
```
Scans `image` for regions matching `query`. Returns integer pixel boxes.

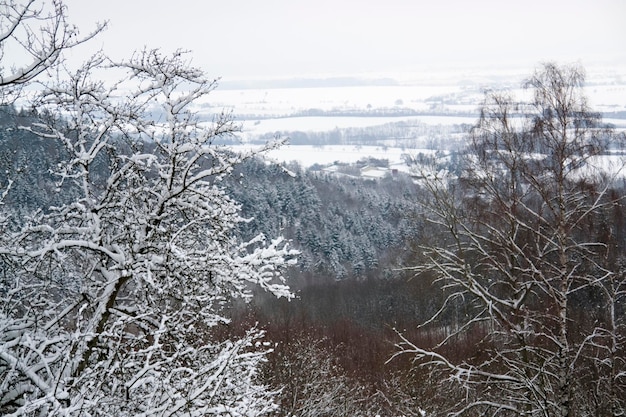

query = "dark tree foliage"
[225,158,423,283]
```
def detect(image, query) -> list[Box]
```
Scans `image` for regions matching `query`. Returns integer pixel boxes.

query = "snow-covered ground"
[217,70,625,168]
[232,144,411,168]
[203,84,463,115]
[277,145,405,168]
[204,67,626,154]
[238,115,477,137]
[205,67,626,116]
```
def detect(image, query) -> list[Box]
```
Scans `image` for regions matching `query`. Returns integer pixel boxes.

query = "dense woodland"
[2,90,625,415]
[0,102,439,415]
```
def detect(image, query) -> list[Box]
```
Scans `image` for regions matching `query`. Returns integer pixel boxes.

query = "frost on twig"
[0,0,106,104]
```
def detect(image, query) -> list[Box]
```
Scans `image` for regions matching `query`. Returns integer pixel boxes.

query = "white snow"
[238,115,477,137]
[231,144,430,169]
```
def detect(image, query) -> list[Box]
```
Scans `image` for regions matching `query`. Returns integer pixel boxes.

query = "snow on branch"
[0,48,295,416]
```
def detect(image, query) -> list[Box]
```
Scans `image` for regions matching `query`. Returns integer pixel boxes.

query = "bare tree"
[0,49,296,416]
[264,335,366,417]
[393,63,626,416]
[0,0,103,101]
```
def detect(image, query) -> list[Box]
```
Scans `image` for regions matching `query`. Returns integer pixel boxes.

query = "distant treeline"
[235,107,479,120]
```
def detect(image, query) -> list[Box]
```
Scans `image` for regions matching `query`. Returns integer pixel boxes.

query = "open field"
[199,68,626,155]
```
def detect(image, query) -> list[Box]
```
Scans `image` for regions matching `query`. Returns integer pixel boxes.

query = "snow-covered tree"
[0,49,296,416]
[0,0,104,102]
[393,63,626,416]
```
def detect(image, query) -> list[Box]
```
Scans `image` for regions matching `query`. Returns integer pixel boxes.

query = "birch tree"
[394,63,626,416]
[0,49,296,416]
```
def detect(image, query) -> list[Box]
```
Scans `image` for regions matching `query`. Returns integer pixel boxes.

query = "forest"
[1,1,625,417]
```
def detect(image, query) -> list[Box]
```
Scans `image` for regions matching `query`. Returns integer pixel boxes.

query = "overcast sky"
[63,0,626,80]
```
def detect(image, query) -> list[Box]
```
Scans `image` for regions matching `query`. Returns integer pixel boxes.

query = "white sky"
[63,0,626,80]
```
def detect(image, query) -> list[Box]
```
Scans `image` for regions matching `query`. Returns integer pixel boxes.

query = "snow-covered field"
[231,144,425,169]
[205,84,463,115]
[238,115,477,136]
[212,67,626,167]
[206,68,626,117]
